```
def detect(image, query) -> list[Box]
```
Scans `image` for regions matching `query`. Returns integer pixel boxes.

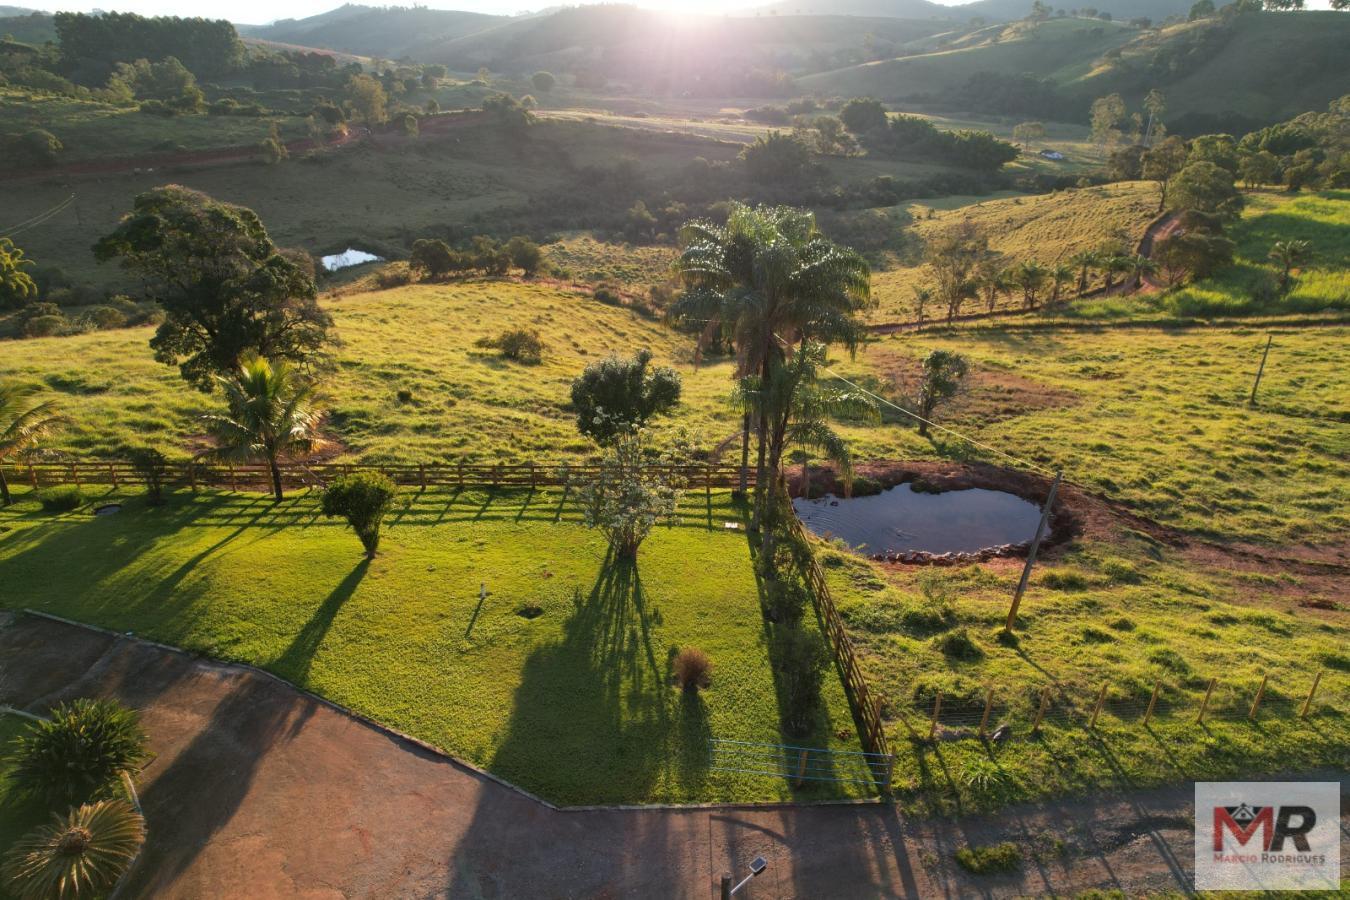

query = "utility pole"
[1248,334,1272,407]
[1004,470,1062,635]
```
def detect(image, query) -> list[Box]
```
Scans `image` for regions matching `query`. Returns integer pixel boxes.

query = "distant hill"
[411,6,952,89]
[758,0,1193,23]
[801,11,1350,130]
[0,10,54,44]
[239,3,506,59]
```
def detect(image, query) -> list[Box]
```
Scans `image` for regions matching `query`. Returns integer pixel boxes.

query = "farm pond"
[792,483,1043,557]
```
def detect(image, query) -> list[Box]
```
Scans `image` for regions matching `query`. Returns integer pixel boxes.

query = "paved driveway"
[0,613,1263,898]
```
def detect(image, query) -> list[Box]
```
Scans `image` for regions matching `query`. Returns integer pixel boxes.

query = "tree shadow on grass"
[272,558,370,684]
[486,549,682,804]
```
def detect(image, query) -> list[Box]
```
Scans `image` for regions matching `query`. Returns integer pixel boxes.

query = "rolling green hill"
[802,12,1350,129]
[239,3,507,59]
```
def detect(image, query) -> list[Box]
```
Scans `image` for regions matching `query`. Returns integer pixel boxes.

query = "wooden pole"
[1300,670,1322,718]
[1031,687,1051,734]
[28,462,37,488]
[70,462,80,487]
[1004,470,1062,634]
[1089,683,1108,729]
[1197,677,1217,724]
[1248,334,1272,407]
[458,459,465,488]
[705,464,712,507]
[1247,673,1268,720]
[795,749,809,787]
[978,687,995,738]
[1144,681,1162,726]
[881,754,894,793]
[928,691,942,740]
[419,463,426,490]
[228,463,237,492]
[109,462,118,487]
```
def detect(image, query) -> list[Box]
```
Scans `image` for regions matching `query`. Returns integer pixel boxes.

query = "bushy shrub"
[850,474,883,497]
[570,349,681,444]
[673,647,712,692]
[12,699,150,803]
[773,627,828,736]
[935,627,983,661]
[85,306,127,330]
[954,841,1022,874]
[476,329,544,364]
[765,575,810,625]
[38,485,84,512]
[321,471,397,559]
[23,314,67,338]
[124,446,169,504]
[1,800,145,899]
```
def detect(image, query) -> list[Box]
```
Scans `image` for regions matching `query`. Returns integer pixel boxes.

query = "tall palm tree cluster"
[671,204,877,532]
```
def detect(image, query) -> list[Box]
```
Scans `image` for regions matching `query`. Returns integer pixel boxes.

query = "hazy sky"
[21,0,984,26]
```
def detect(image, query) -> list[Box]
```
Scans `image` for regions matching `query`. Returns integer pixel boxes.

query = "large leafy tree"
[925,222,986,323]
[1168,161,1244,221]
[570,349,681,445]
[0,238,37,310]
[94,185,333,391]
[917,350,969,437]
[199,355,324,502]
[0,381,65,505]
[672,203,871,521]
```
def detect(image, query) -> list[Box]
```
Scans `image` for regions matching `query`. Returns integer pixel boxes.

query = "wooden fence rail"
[2,459,757,493]
[776,485,891,763]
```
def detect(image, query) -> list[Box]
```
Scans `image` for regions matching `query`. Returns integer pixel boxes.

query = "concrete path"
[0,614,1314,899]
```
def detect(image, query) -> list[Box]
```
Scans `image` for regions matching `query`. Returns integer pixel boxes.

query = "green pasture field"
[0,487,864,805]
[867,181,1161,321]
[820,532,1348,817]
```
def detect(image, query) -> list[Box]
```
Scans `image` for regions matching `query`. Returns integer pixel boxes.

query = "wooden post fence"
[1089,683,1108,729]
[1197,677,1217,724]
[929,691,942,741]
[1031,687,1051,734]
[1249,334,1273,407]
[1248,673,1268,720]
[1301,671,1322,718]
[1144,681,1161,726]
[1004,471,1061,634]
[978,687,995,738]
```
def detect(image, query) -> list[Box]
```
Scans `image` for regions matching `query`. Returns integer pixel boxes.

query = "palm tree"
[911,285,932,327]
[1013,260,1049,310]
[2,800,145,899]
[1048,263,1075,307]
[672,204,871,520]
[1124,254,1159,290]
[1070,249,1100,294]
[1268,239,1313,296]
[0,381,66,505]
[199,355,324,502]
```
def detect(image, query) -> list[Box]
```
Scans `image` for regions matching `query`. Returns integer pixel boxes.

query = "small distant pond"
[321,248,383,272]
[793,484,1043,556]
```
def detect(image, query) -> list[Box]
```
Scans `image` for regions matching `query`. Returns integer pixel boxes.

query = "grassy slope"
[0,280,748,464]
[799,18,1135,101]
[0,488,863,805]
[1162,190,1350,318]
[868,181,1161,321]
[844,324,1349,546]
[822,535,1348,817]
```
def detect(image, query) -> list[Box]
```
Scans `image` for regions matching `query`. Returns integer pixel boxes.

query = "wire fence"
[708,738,895,789]
[893,670,1339,743]
[2,458,758,493]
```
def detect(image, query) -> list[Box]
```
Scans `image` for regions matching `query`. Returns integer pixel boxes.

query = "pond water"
[792,483,1043,555]
[320,248,383,272]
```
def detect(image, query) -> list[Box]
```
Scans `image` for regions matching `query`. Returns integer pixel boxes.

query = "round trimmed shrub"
[321,471,398,559]
[12,699,150,803]
[38,485,85,513]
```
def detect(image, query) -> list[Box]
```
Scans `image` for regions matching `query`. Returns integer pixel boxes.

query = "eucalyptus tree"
[199,355,324,502]
[671,204,871,517]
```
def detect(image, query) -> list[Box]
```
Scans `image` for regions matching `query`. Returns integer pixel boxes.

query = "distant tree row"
[53,11,244,84]
[409,236,544,280]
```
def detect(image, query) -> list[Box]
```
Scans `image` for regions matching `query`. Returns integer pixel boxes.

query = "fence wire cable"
[1,194,76,239]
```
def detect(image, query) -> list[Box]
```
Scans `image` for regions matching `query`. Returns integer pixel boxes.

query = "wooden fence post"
[188,463,197,492]
[1031,686,1051,734]
[1247,673,1268,720]
[419,463,426,490]
[529,462,536,488]
[1300,671,1322,718]
[1197,677,1217,724]
[70,462,80,487]
[1248,334,1272,407]
[458,459,465,488]
[705,464,712,507]
[1004,471,1061,635]
[978,687,995,738]
[228,463,237,492]
[27,463,37,488]
[928,691,942,741]
[108,462,118,487]
[881,754,894,793]
[795,749,809,787]
[1089,683,1108,729]
[1144,680,1162,726]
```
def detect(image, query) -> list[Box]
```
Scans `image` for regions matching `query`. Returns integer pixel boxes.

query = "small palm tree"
[2,800,145,900]
[1013,260,1049,309]
[199,355,324,502]
[1125,254,1158,290]
[911,285,932,326]
[1048,263,1075,307]
[0,381,66,505]
[1268,239,1312,296]
[1069,250,1099,294]
[1101,254,1133,290]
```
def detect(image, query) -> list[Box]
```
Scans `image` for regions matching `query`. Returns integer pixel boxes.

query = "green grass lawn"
[0,487,865,805]
[819,537,1348,817]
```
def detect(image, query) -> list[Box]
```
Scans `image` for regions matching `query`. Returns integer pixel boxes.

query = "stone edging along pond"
[786,460,1080,567]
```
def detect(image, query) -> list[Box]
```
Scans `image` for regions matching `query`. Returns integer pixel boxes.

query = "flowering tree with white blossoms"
[568,418,691,559]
